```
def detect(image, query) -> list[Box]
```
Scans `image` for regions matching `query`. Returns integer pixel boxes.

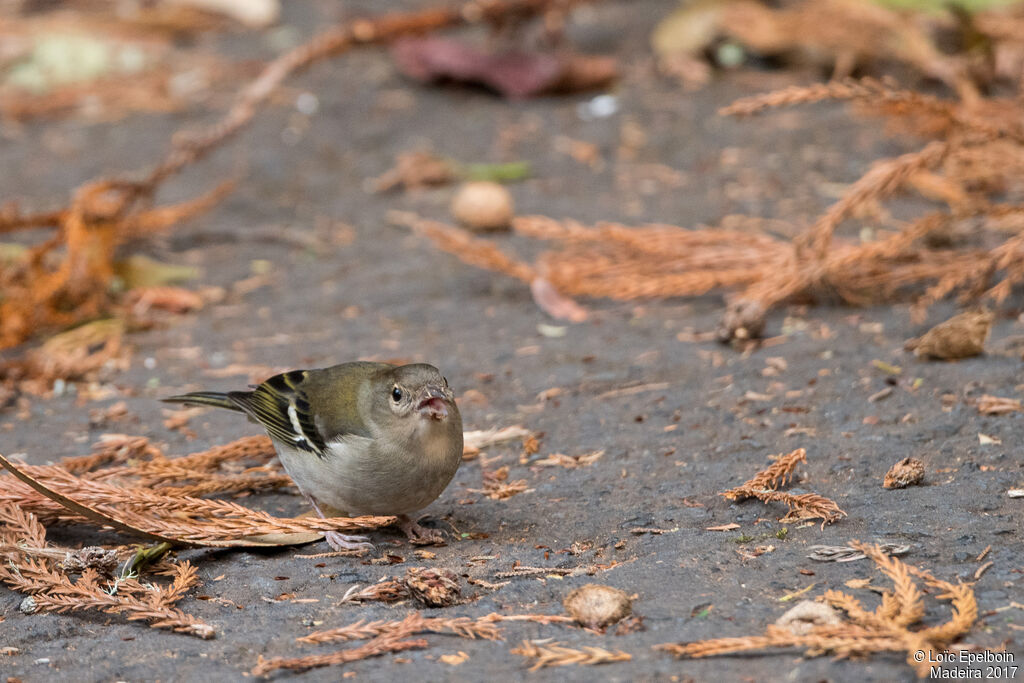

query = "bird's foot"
[324,531,375,554]
[398,514,446,546]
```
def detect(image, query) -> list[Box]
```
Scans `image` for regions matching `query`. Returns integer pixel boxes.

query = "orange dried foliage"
[656,542,979,678]
[413,77,1024,330]
[511,640,632,670]
[0,434,392,544]
[254,611,506,675]
[721,448,807,499]
[0,0,593,353]
[0,503,213,638]
[720,448,845,526]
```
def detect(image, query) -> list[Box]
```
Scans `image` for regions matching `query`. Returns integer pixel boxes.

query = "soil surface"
[1,2,1022,682]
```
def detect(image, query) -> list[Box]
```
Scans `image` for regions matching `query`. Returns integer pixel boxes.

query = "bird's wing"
[229,370,329,456]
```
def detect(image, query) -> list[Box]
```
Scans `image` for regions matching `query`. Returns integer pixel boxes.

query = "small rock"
[883,457,925,489]
[563,584,632,630]
[450,181,514,231]
[404,567,461,607]
[19,596,37,614]
[775,600,842,635]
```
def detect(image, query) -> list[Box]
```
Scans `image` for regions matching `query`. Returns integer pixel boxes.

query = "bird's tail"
[161,391,244,411]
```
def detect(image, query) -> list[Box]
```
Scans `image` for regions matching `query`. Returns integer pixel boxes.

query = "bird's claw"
[398,515,447,546]
[324,531,375,555]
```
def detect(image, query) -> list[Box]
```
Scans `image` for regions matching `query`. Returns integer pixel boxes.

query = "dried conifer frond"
[719,448,844,526]
[413,74,1024,328]
[0,456,394,546]
[0,503,212,638]
[60,435,167,475]
[720,78,951,118]
[0,0,595,353]
[511,640,632,670]
[656,542,979,678]
[254,610,512,675]
[755,491,847,526]
[721,448,807,499]
[337,580,409,605]
[468,466,531,500]
[253,634,429,676]
[297,614,501,645]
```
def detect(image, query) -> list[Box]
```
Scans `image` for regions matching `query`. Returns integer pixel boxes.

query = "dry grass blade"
[655,542,980,678]
[0,503,213,638]
[511,640,632,670]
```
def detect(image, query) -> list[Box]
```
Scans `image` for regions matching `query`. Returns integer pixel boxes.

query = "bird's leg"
[304,494,375,553]
[397,514,446,545]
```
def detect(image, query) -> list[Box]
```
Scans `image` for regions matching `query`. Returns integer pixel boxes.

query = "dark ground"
[1,1,1022,681]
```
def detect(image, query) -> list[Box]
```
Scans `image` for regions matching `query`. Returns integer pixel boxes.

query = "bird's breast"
[273,424,462,516]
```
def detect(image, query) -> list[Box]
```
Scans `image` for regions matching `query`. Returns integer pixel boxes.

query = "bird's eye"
[391,386,403,402]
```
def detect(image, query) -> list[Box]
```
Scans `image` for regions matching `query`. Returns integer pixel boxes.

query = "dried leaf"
[883,457,925,489]
[390,38,617,99]
[906,309,993,360]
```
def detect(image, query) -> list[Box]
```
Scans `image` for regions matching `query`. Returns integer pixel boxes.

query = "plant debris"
[532,450,604,468]
[905,309,994,360]
[883,458,926,489]
[720,448,846,526]
[0,444,393,547]
[337,580,409,605]
[404,567,462,608]
[511,640,632,670]
[651,0,1024,99]
[469,466,531,500]
[976,394,1024,415]
[562,584,633,631]
[0,0,592,354]
[390,37,617,99]
[0,503,213,638]
[656,541,979,678]
[408,74,1024,329]
[807,543,911,563]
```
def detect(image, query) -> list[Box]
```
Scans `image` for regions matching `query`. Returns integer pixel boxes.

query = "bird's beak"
[417,385,449,420]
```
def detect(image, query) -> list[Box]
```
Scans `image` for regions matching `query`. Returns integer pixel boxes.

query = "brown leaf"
[882,457,925,489]
[390,38,617,99]
[906,309,993,360]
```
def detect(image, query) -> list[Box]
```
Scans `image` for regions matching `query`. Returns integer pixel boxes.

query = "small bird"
[163,362,463,551]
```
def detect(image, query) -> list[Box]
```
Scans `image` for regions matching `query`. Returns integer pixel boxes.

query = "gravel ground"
[1,2,1021,681]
